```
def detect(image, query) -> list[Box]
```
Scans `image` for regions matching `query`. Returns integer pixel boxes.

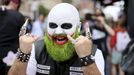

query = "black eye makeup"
[61,23,72,29]
[49,22,58,29]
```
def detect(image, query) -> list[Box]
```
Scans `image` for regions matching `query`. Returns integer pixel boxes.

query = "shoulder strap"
[128,41,134,53]
[34,38,45,61]
[123,39,134,55]
[92,44,97,56]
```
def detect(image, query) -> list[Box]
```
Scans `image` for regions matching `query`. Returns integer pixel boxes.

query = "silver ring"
[26,33,31,36]
[87,36,92,40]
[72,40,77,44]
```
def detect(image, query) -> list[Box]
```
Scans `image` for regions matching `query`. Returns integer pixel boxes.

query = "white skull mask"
[47,3,80,45]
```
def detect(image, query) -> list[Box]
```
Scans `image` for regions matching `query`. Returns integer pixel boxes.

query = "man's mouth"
[52,36,68,45]
[48,33,74,45]
[53,36,68,45]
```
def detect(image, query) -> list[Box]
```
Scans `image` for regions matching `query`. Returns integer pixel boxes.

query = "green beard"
[44,28,79,62]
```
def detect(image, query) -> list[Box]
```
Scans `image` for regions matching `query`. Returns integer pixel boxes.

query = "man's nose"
[55,27,64,34]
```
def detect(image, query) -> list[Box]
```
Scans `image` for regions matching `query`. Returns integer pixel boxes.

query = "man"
[0,0,24,75]
[8,3,104,75]
[31,14,46,39]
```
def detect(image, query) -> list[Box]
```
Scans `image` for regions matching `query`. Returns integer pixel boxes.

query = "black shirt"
[0,7,24,59]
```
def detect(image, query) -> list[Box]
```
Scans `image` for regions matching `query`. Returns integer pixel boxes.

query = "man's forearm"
[8,59,28,75]
[82,62,101,75]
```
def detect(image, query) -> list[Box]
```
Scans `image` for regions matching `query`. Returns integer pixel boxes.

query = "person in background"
[91,8,114,60]
[0,0,24,75]
[31,14,46,39]
[90,8,115,75]
[110,14,130,75]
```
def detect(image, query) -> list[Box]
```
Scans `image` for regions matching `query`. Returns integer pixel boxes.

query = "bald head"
[48,3,80,26]
[47,3,81,36]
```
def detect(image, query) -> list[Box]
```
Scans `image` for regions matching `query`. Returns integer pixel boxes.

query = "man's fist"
[19,33,38,54]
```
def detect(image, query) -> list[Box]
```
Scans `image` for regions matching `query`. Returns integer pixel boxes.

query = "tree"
[38,4,49,17]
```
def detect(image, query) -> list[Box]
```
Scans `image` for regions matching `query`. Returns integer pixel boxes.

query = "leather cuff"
[80,44,97,66]
[80,54,95,66]
[16,48,31,62]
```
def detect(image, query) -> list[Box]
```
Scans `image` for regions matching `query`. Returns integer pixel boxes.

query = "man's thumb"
[67,35,75,44]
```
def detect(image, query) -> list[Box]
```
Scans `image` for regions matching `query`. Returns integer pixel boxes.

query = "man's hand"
[97,16,106,25]
[67,28,93,58]
[8,35,37,75]
[19,19,38,54]
[19,34,38,54]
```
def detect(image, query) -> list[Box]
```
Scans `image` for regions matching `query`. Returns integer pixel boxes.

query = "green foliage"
[62,0,72,3]
[38,4,49,17]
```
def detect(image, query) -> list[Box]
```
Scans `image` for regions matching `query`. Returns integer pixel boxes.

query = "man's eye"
[61,23,72,29]
[49,23,58,29]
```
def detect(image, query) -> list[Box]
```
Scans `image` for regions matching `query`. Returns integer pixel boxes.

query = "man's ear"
[78,22,81,33]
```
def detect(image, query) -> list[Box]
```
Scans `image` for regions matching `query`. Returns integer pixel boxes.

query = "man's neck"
[6,5,16,10]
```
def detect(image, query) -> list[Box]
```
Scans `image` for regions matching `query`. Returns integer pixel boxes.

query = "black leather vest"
[34,39,83,75]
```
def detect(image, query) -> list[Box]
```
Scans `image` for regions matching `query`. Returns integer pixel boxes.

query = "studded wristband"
[16,48,31,62]
[80,54,95,66]
[80,45,97,66]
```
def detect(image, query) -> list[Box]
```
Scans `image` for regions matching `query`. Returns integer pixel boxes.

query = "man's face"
[45,27,79,62]
[39,14,45,22]
[44,3,80,62]
[45,14,79,62]
[47,21,77,45]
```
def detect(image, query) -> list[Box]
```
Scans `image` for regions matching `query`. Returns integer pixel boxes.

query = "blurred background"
[0,0,126,21]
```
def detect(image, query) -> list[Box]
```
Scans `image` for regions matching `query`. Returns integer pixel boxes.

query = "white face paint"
[47,3,80,36]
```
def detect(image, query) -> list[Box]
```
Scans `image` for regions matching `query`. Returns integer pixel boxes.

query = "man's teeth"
[57,38,65,41]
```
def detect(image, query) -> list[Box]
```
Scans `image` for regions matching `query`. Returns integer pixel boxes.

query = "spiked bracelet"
[80,54,95,66]
[16,48,31,62]
[80,45,97,66]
